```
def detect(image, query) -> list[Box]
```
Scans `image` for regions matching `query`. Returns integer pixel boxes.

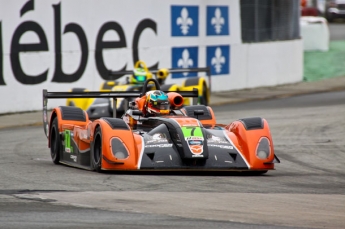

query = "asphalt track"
[0,90,344,229]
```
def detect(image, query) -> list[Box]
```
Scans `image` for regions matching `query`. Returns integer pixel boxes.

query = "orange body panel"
[173,117,200,127]
[226,119,275,170]
[135,96,146,114]
[48,108,90,148]
[200,106,216,126]
[90,119,140,170]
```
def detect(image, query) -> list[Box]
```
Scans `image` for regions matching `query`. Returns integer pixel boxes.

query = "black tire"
[50,117,61,164]
[251,170,268,175]
[91,127,103,172]
[199,85,208,106]
[68,101,75,106]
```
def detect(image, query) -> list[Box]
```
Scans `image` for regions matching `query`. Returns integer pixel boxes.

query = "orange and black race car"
[43,79,279,174]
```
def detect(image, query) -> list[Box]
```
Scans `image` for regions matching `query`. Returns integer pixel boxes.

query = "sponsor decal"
[171,46,198,78]
[146,133,169,143]
[185,136,203,141]
[145,144,173,148]
[70,155,77,162]
[206,6,229,36]
[171,5,199,36]
[207,135,229,144]
[152,133,166,140]
[183,124,199,127]
[188,140,203,145]
[146,139,168,144]
[181,126,204,155]
[64,130,73,153]
[208,144,233,149]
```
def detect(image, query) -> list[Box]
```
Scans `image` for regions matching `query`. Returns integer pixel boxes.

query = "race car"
[66,60,210,119]
[43,79,279,174]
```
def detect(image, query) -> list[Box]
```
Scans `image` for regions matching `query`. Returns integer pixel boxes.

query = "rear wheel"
[199,85,208,106]
[91,127,103,172]
[68,101,75,106]
[50,117,61,164]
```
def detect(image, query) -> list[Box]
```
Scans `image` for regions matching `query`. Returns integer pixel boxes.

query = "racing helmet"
[145,90,170,115]
[129,67,147,84]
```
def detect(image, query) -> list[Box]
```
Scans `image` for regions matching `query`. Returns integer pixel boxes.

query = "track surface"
[0,91,344,229]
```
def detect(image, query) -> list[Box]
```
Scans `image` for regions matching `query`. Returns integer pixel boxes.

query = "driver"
[129,67,148,84]
[144,90,170,116]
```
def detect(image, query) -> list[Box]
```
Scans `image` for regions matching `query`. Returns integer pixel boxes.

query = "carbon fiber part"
[183,105,212,120]
[101,117,129,130]
[60,106,86,122]
[239,117,264,130]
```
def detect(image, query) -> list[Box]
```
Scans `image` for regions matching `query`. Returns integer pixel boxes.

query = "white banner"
[0,0,302,113]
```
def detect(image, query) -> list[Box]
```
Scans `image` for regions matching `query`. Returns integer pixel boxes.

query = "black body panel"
[184,77,199,87]
[183,105,213,120]
[60,106,86,122]
[60,130,91,168]
[239,117,264,130]
[137,119,249,170]
[102,117,129,130]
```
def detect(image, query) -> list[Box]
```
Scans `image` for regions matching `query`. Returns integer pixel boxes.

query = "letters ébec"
[0,1,158,85]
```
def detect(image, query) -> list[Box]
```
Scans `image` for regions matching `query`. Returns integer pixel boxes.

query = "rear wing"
[42,89,198,137]
[109,67,212,91]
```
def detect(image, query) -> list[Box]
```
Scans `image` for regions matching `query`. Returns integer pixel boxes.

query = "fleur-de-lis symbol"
[176,7,193,35]
[178,49,193,76]
[211,48,225,73]
[211,8,224,34]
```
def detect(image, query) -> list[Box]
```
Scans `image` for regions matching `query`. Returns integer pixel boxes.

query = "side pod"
[90,118,140,171]
[48,106,90,148]
[226,117,277,170]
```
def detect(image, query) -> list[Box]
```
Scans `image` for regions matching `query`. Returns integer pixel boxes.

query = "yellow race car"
[66,60,210,118]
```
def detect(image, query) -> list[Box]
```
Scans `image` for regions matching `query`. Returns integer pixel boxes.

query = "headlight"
[256,137,271,159]
[111,138,129,159]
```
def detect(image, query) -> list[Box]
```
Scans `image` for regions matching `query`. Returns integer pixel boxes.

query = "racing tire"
[199,85,208,106]
[251,170,268,175]
[91,127,103,173]
[68,101,75,106]
[50,117,61,164]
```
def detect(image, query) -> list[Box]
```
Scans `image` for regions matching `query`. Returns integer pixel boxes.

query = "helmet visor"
[150,100,170,114]
[135,75,146,82]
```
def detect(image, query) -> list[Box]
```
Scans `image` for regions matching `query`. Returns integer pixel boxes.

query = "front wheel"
[50,117,61,164]
[251,170,268,175]
[91,127,103,172]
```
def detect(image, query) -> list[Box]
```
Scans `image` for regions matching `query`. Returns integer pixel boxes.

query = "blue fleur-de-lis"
[211,47,225,73]
[178,49,193,76]
[211,8,224,34]
[176,7,193,35]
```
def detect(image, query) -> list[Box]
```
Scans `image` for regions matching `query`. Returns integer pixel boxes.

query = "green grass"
[304,40,345,81]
